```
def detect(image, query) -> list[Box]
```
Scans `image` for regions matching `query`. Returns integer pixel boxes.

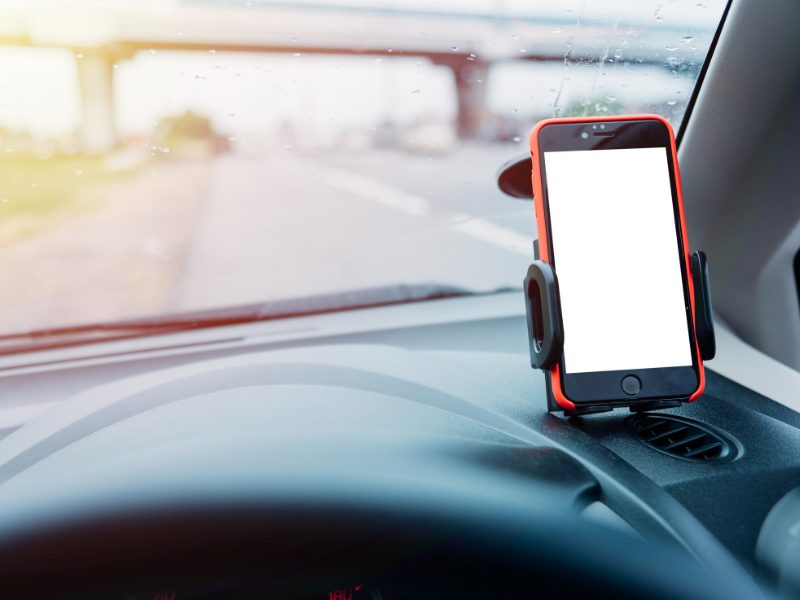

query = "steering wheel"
[0,479,766,599]
[0,352,767,599]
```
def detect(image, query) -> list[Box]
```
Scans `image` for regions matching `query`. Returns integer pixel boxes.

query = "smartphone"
[529,115,704,409]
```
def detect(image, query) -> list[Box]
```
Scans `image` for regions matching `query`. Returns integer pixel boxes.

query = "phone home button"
[621,375,642,396]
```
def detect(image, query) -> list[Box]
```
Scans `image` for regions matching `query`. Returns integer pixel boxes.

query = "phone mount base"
[525,249,715,416]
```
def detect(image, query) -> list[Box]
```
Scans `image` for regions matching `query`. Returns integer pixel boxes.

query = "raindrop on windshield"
[512,136,522,143]
[451,46,458,52]
[681,36,694,44]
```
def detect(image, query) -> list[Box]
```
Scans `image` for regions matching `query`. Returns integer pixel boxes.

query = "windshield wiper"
[0,283,505,355]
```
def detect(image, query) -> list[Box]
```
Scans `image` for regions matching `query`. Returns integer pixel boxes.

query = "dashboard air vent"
[631,414,735,463]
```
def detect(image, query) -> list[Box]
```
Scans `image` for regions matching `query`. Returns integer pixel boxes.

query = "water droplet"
[606,95,617,101]
[519,48,527,54]
[149,49,157,55]
[512,136,522,142]
[451,46,458,52]
[176,30,184,36]
[73,168,83,176]
[76,53,84,59]
[681,36,693,44]
[292,52,301,57]
[209,49,216,54]
[410,89,421,94]
[467,52,477,61]
[374,57,382,63]
[112,64,119,70]
[388,49,393,53]
[667,100,677,106]
[511,33,518,40]
[665,46,678,51]
[551,27,563,34]
[0,198,7,204]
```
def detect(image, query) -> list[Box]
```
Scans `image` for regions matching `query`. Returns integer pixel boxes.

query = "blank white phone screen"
[543,147,692,374]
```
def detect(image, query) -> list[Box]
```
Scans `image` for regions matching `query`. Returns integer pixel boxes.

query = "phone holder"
[524,248,716,416]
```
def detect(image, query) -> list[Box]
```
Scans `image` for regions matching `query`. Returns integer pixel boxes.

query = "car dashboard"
[0,291,796,598]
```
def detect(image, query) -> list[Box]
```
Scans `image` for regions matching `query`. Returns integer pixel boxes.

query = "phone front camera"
[580,132,589,139]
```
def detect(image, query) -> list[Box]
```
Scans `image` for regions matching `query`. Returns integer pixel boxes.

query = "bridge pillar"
[451,60,489,140]
[75,51,117,153]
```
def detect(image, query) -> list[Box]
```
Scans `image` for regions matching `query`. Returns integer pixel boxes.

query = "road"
[0,143,536,335]
[172,144,536,313]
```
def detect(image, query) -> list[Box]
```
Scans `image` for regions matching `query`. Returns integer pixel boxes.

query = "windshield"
[0,0,726,340]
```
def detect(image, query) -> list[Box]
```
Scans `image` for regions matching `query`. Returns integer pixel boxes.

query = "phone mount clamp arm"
[524,250,716,416]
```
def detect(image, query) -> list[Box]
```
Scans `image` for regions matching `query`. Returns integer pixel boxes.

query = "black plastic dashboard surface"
[0,293,791,595]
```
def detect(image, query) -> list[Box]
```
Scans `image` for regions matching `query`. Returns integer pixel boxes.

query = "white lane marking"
[451,214,533,256]
[322,167,431,217]
[322,166,532,256]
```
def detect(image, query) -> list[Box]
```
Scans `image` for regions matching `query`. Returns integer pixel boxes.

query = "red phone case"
[528,114,705,411]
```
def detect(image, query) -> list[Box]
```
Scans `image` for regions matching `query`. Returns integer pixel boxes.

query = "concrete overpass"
[0,1,711,151]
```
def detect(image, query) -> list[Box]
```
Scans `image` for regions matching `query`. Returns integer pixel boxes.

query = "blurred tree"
[564,97,625,117]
